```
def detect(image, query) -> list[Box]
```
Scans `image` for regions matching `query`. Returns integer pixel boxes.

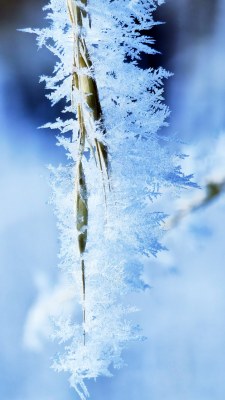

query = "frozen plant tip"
[27,0,196,399]
[67,0,110,346]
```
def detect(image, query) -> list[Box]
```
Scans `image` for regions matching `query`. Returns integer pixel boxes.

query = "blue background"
[1,1,225,399]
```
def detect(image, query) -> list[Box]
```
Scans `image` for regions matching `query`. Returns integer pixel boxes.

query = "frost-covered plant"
[27,0,195,398]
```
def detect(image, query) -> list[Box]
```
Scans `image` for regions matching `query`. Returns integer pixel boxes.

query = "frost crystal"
[32,0,195,398]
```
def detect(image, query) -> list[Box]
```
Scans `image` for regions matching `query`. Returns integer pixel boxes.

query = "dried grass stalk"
[67,0,110,345]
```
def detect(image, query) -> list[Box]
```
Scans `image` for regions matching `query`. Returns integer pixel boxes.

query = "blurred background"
[1,1,225,399]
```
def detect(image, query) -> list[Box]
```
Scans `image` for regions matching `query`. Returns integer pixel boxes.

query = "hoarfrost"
[32,0,196,398]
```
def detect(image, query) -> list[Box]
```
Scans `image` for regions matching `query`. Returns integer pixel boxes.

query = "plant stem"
[67,0,110,345]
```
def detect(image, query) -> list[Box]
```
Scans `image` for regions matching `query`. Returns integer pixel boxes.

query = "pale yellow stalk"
[67,0,110,345]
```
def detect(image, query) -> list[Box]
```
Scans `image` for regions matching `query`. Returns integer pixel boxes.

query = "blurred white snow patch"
[23,273,77,352]
[182,132,225,183]
[154,246,175,268]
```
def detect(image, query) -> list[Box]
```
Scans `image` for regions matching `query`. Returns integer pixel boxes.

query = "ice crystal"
[30,0,196,398]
